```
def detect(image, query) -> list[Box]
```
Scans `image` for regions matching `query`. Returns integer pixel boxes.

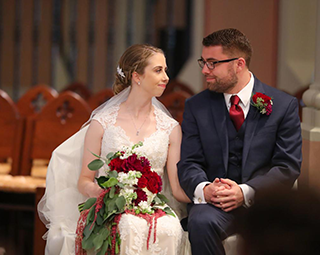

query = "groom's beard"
[207,68,238,93]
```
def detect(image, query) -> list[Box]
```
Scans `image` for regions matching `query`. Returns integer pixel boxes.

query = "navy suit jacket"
[178,77,302,200]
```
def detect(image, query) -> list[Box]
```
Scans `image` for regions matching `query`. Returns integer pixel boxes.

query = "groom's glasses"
[197,58,239,70]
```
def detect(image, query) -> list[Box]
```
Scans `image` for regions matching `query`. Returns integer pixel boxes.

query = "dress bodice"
[93,104,178,177]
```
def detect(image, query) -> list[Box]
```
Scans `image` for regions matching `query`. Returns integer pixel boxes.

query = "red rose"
[134,189,147,206]
[108,157,123,172]
[146,171,162,194]
[122,154,144,172]
[252,92,271,104]
[137,175,148,189]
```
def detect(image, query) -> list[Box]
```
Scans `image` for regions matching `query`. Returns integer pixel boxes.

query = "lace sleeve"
[92,104,120,130]
[154,107,179,136]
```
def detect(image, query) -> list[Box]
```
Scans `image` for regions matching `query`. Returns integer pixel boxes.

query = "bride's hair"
[113,44,164,94]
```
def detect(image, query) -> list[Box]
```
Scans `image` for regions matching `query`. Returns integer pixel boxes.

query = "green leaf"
[132,141,143,150]
[82,197,97,211]
[83,223,95,240]
[115,196,126,211]
[96,176,109,188]
[153,196,162,204]
[96,240,109,255]
[88,159,104,171]
[106,152,115,160]
[90,151,102,159]
[108,170,118,178]
[109,186,115,198]
[87,206,96,223]
[92,227,110,251]
[102,177,118,188]
[96,211,104,226]
[82,232,96,250]
[115,241,120,254]
[156,193,169,203]
[163,207,176,217]
[107,198,116,212]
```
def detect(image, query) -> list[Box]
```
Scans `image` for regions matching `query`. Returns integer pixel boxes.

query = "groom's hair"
[203,28,252,68]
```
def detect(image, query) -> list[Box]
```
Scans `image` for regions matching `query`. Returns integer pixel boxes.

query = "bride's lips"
[158,84,166,88]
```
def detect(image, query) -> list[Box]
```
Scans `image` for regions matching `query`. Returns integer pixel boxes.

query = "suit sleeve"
[246,97,302,191]
[178,99,209,200]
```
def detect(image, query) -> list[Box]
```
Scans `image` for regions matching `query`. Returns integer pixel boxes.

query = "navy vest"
[226,115,246,184]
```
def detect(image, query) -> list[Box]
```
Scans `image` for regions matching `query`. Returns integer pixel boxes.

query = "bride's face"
[139,53,169,97]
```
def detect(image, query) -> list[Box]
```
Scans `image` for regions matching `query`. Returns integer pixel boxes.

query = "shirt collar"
[224,72,254,107]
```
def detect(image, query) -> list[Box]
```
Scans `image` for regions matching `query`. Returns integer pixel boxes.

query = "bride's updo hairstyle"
[113,44,164,94]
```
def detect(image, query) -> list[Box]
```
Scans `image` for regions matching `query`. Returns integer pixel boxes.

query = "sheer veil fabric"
[37,86,190,254]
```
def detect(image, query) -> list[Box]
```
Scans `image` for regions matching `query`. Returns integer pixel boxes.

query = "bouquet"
[75,142,174,255]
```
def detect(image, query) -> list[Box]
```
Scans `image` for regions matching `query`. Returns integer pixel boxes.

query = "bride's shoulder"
[92,104,120,128]
[154,106,179,132]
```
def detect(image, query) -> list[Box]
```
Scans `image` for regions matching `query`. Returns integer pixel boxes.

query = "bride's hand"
[84,182,104,197]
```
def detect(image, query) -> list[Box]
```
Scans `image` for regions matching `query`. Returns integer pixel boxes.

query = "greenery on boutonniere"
[251,92,273,115]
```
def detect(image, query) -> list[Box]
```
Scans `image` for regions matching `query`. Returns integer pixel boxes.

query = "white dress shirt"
[193,72,255,208]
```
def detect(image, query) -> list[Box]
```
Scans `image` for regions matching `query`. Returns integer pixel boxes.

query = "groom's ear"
[236,57,247,72]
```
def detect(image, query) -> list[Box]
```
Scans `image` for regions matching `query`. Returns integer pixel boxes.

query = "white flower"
[117,171,141,186]
[138,201,152,213]
[119,187,135,205]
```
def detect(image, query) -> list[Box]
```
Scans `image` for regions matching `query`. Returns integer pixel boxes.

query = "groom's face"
[201,46,238,94]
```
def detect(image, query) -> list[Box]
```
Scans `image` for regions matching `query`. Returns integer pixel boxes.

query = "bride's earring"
[138,81,141,85]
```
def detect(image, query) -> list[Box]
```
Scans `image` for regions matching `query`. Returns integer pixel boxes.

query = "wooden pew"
[16,84,58,118]
[0,91,91,254]
[162,79,195,97]
[159,90,191,124]
[61,81,92,100]
[88,88,114,110]
[0,89,24,176]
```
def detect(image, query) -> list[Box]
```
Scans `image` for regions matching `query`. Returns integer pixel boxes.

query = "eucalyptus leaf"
[96,176,109,188]
[96,240,109,255]
[102,177,118,188]
[86,206,96,224]
[82,197,97,211]
[163,207,176,217]
[88,159,104,171]
[156,193,169,203]
[109,186,115,198]
[105,209,117,220]
[92,227,110,251]
[96,212,104,226]
[90,151,102,159]
[107,198,116,212]
[115,196,126,211]
[83,223,95,240]
[82,232,96,250]
[153,196,162,204]
[106,152,114,160]
[108,170,118,178]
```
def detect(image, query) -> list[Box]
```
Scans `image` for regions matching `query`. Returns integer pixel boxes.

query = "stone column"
[300,0,320,190]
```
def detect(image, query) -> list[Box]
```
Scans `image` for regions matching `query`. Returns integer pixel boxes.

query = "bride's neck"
[124,93,152,118]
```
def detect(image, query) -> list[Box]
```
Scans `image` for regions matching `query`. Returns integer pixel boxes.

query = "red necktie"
[229,95,244,131]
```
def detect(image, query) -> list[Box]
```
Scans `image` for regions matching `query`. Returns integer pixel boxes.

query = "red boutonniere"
[251,92,273,115]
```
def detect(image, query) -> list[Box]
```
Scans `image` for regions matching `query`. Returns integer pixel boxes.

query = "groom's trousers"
[187,204,244,255]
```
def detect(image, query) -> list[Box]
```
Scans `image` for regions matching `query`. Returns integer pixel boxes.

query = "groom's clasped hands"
[204,178,244,212]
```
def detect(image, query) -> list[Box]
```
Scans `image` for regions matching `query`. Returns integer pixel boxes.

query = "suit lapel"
[242,78,265,170]
[210,92,229,172]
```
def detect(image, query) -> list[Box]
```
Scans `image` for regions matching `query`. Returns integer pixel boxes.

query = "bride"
[38,44,191,255]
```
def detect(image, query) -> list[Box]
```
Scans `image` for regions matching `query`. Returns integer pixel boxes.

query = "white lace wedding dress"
[92,104,188,255]
[38,103,190,255]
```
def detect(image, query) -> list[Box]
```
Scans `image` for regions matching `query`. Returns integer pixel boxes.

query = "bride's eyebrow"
[152,65,167,70]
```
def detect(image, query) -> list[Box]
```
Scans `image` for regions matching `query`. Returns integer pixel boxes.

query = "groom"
[178,28,302,255]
